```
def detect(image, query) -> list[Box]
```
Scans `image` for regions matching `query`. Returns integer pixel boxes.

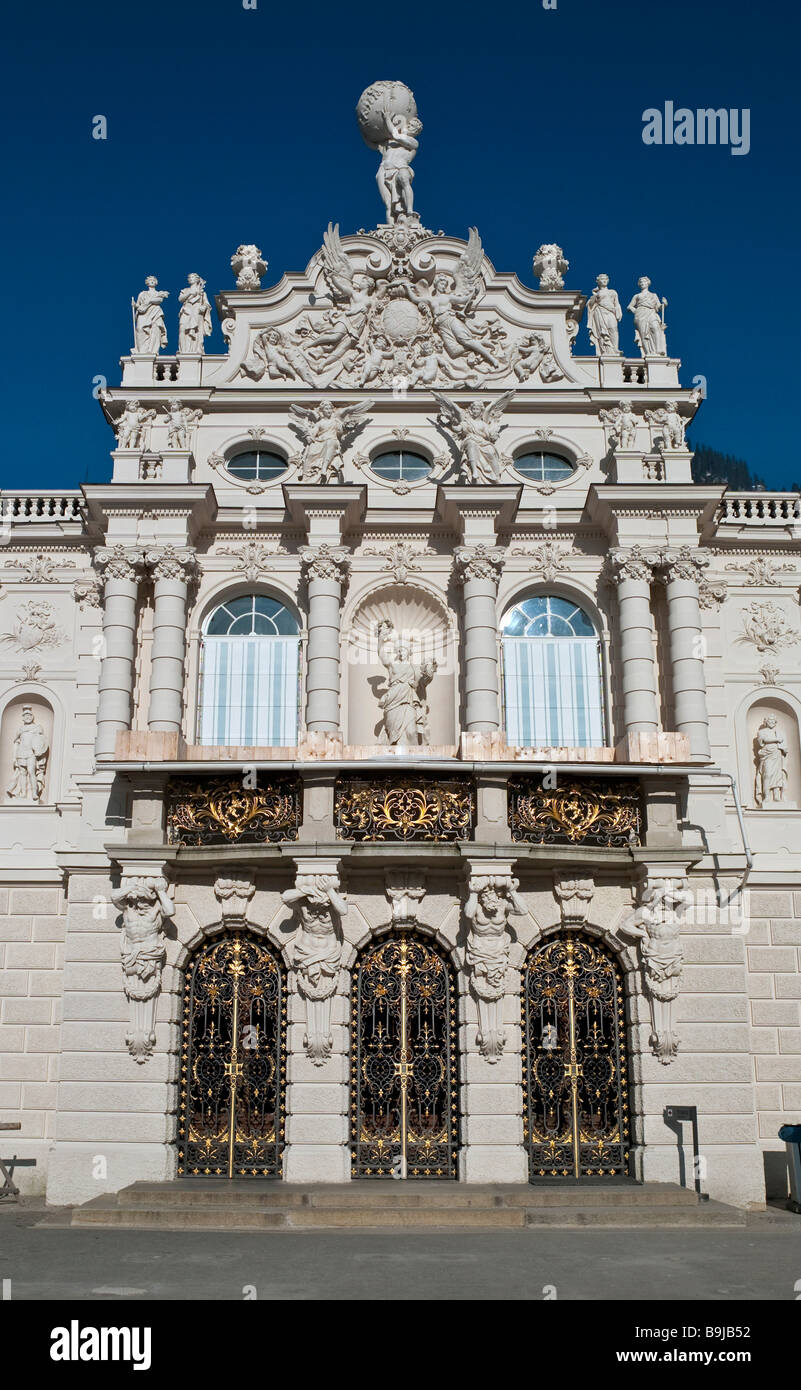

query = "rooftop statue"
[628,276,668,356]
[178,273,212,354]
[587,274,622,356]
[132,276,168,354]
[356,81,422,225]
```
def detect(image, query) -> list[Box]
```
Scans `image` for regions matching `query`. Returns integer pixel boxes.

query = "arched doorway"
[523,933,629,1179]
[177,933,285,1178]
[351,932,458,1180]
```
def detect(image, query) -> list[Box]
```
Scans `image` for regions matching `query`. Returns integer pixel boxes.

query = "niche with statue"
[344,586,457,749]
[746,697,800,810]
[0,693,54,806]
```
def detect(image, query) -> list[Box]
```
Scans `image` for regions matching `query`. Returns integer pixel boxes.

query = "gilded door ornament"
[178,933,285,1177]
[618,875,691,1065]
[351,933,457,1179]
[523,933,629,1178]
[509,777,641,848]
[166,777,301,845]
[335,777,474,842]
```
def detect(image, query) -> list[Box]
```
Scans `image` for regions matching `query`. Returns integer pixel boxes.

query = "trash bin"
[778,1124,801,1214]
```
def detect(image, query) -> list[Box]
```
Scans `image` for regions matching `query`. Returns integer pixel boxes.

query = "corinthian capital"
[299,543,351,585]
[93,544,145,584]
[607,545,660,585]
[454,544,505,588]
[144,544,198,582]
[659,546,710,584]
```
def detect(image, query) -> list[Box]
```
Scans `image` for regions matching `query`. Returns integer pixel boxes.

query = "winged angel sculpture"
[433,390,515,484]
[289,399,373,483]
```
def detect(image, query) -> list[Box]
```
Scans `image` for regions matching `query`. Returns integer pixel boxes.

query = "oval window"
[226,450,287,482]
[514,452,573,483]
[371,450,431,482]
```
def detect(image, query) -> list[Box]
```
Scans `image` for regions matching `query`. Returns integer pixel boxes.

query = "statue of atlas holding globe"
[356,81,423,225]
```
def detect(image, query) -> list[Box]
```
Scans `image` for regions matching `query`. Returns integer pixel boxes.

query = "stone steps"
[65,1180,746,1231]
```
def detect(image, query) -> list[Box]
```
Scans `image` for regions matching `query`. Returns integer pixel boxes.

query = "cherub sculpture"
[599,400,637,451]
[433,390,515,484]
[117,400,156,451]
[165,401,202,449]
[645,400,686,450]
[289,399,373,483]
[242,327,319,386]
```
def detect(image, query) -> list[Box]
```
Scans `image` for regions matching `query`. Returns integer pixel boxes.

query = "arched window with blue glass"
[501,594,605,748]
[198,594,300,747]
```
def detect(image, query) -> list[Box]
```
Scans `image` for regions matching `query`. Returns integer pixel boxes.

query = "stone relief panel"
[1,694,53,805]
[344,584,457,747]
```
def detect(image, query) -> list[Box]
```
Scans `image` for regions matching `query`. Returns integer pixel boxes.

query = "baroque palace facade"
[1,82,800,1210]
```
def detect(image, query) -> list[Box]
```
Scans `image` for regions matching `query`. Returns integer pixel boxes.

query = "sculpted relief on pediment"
[213,224,588,393]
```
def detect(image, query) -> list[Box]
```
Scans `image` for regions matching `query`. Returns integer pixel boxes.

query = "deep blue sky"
[3,0,799,490]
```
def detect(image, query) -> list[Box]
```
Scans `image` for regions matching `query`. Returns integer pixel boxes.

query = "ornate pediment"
[210,224,590,394]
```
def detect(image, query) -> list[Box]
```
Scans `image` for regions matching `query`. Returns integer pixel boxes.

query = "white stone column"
[608,546,661,735]
[282,858,350,1182]
[454,545,505,733]
[144,546,197,733]
[93,545,144,759]
[300,545,350,734]
[660,548,711,759]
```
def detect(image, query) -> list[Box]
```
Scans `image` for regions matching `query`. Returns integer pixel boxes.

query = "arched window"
[198,594,300,746]
[501,595,604,748]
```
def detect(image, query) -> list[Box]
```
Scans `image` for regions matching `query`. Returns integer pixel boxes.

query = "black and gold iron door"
[178,933,285,1178]
[351,933,457,1179]
[523,934,629,1179]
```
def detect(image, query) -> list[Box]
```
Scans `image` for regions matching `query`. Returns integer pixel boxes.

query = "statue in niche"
[289,399,372,483]
[281,874,347,1065]
[6,705,49,803]
[178,273,212,354]
[433,390,515,484]
[376,620,437,745]
[464,874,526,1063]
[587,274,622,355]
[754,714,788,806]
[132,276,169,353]
[111,876,174,1064]
[627,276,668,356]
